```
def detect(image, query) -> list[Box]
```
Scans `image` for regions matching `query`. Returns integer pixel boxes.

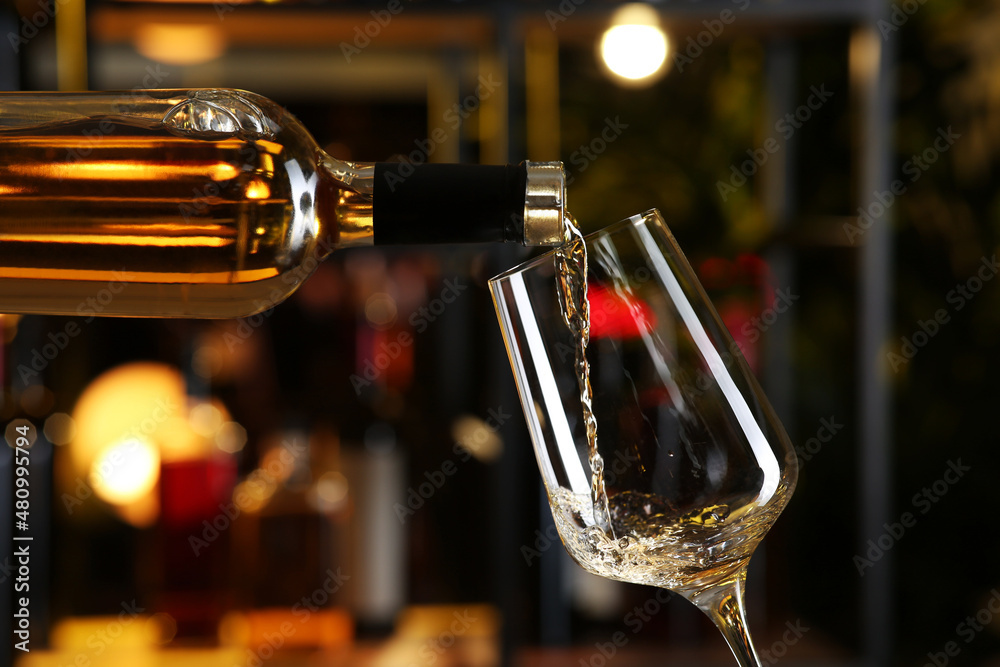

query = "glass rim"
[488,208,664,286]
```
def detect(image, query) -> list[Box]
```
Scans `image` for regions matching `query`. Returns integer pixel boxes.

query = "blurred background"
[1,0,998,665]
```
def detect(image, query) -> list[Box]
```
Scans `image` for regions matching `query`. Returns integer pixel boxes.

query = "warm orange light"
[6,161,240,181]
[135,23,226,65]
[365,292,398,329]
[69,362,186,476]
[233,477,276,514]
[451,415,503,463]
[4,136,244,149]
[90,437,160,504]
[189,400,226,438]
[116,494,160,527]
[68,363,189,525]
[0,266,279,283]
[68,363,244,525]
[219,608,353,650]
[51,613,170,650]
[44,413,77,446]
[0,233,234,248]
[255,140,285,155]
[312,471,349,509]
[0,216,236,247]
[245,179,271,200]
[215,421,247,453]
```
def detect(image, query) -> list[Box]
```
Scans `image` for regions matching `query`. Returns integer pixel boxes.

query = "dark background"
[1,1,998,666]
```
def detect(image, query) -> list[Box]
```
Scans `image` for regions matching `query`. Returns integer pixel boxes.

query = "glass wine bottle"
[0,89,566,318]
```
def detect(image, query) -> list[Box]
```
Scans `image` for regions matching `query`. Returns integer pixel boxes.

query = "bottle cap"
[523,161,566,246]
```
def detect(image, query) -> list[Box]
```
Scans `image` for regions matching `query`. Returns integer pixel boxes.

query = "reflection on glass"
[491,209,797,667]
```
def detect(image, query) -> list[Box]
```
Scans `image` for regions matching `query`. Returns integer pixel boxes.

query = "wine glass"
[489,209,797,667]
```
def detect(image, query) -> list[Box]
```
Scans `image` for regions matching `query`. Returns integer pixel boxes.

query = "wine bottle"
[0,89,566,318]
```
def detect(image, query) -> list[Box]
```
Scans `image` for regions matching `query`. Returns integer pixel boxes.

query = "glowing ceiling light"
[599,4,670,86]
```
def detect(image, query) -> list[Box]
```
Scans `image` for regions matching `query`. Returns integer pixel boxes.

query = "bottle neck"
[315,156,566,251]
[316,156,377,252]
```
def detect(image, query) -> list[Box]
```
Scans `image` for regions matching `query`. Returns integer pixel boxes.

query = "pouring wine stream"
[552,213,765,667]
[554,214,615,536]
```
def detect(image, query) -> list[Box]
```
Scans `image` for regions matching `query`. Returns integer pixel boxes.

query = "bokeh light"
[599,4,669,85]
[90,437,160,505]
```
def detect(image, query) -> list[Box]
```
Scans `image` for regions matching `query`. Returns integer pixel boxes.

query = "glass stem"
[686,569,762,667]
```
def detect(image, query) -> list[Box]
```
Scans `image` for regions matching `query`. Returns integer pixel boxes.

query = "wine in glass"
[489,209,797,667]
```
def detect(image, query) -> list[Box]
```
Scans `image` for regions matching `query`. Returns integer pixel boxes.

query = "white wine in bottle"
[0,89,566,318]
